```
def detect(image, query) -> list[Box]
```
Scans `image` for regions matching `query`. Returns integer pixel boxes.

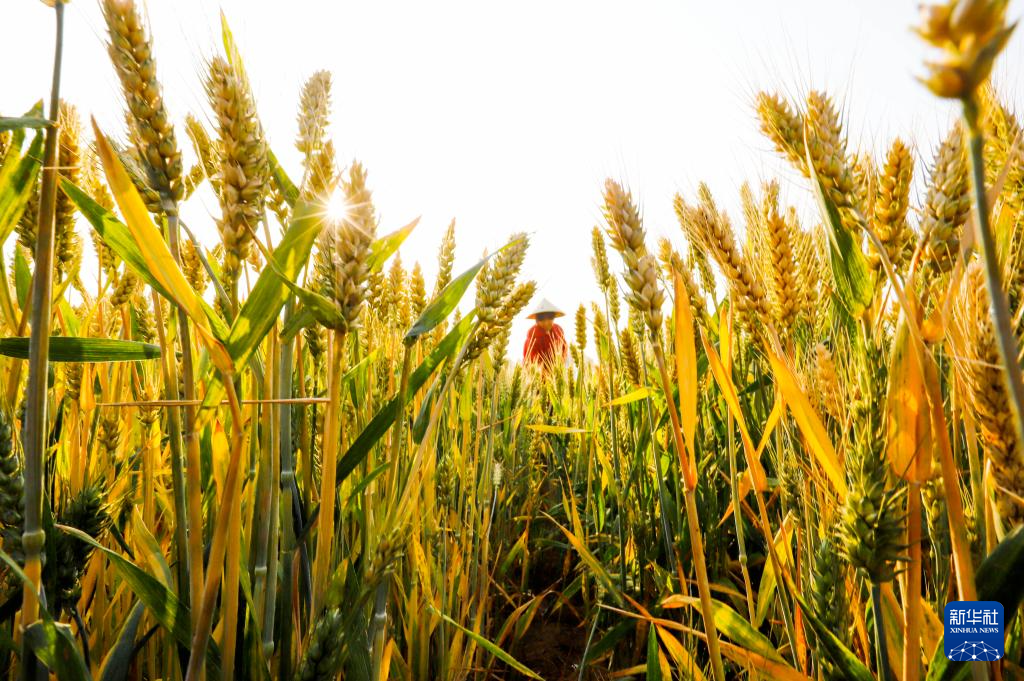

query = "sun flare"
[325,189,351,223]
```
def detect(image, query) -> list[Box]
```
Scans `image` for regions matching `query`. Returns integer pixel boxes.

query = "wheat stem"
[311,333,345,616]
[274,303,298,672]
[164,210,208,633]
[150,292,194,625]
[220,408,245,681]
[903,482,922,681]
[371,343,413,681]
[963,96,1024,465]
[253,336,277,632]
[22,8,64,680]
[600,292,630,596]
[184,375,247,681]
[652,346,725,681]
[727,362,756,622]
[871,583,892,681]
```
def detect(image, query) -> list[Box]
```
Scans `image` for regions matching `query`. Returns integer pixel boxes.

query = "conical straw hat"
[527,298,565,319]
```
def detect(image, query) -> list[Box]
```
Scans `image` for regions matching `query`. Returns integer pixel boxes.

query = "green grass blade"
[267,148,298,208]
[0,132,43,245]
[0,337,161,362]
[63,179,230,340]
[203,294,331,416]
[336,312,475,485]
[429,607,542,679]
[64,180,175,300]
[710,600,783,663]
[342,462,390,511]
[279,307,314,343]
[647,625,664,681]
[7,102,43,151]
[14,246,30,310]
[581,618,634,666]
[786,577,873,681]
[546,514,624,607]
[411,373,440,444]
[56,525,222,676]
[58,299,80,338]
[0,546,90,680]
[404,253,491,342]
[0,117,49,132]
[23,622,91,681]
[290,286,344,329]
[366,217,419,272]
[227,200,324,367]
[245,239,345,329]
[806,151,873,317]
[97,602,145,681]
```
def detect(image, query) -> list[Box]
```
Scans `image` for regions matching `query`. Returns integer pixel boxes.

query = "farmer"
[523,298,568,365]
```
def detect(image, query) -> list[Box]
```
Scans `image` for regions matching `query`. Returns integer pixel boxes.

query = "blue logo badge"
[944,601,1004,661]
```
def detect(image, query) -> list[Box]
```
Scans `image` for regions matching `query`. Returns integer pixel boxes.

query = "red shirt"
[523,323,568,364]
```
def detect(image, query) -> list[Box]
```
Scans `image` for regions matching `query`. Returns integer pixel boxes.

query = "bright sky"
[5,1,1024,358]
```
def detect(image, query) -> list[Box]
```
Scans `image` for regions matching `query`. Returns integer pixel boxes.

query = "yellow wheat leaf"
[609,664,646,678]
[886,314,933,481]
[545,511,623,606]
[700,330,768,491]
[721,300,733,376]
[717,641,811,681]
[211,420,230,496]
[881,583,905,674]
[920,598,943,660]
[130,508,174,587]
[606,386,652,407]
[79,364,95,412]
[609,599,808,680]
[92,119,233,374]
[754,512,794,628]
[655,626,708,681]
[658,649,672,679]
[674,272,699,458]
[755,396,785,460]
[764,345,847,498]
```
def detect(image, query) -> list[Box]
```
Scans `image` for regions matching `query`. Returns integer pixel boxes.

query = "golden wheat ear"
[101,0,183,205]
[675,185,768,332]
[921,124,970,274]
[205,55,270,295]
[870,138,915,274]
[755,90,808,174]
[957,262,1024,525]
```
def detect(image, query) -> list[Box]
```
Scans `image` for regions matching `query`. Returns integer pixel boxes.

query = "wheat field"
[0,0,1023,679]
